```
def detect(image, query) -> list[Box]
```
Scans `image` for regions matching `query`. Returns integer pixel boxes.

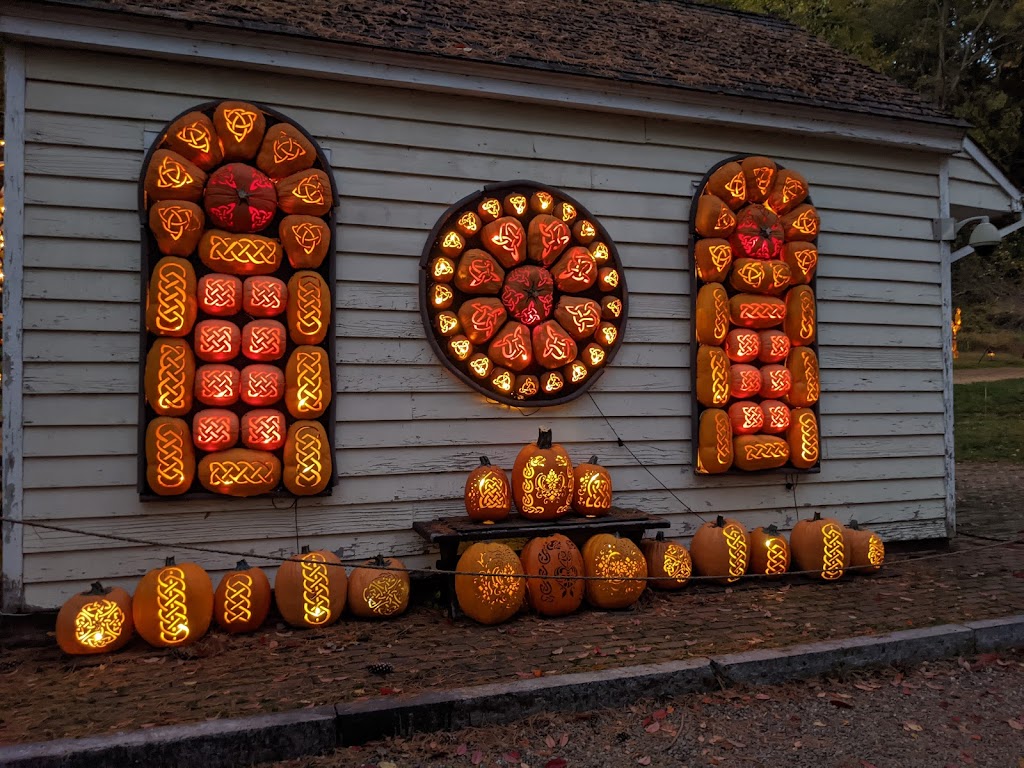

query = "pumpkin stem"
[848,520,861,530]
[478,456,491,467]
[588,455,599,465]
[164,556,176,567]
[300,545,311,554]
[812,512,822,521]
[372,554,387,567]
[715,515,726,527]
[536,427,553,449]
[235,559,251,571]
[766,524,779,535]
[655,531,665,542]
[87,581,109,596]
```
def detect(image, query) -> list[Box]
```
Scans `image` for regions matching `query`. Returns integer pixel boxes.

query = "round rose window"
[420,182,628,406]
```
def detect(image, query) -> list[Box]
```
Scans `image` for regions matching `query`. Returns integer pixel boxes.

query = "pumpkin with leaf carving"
[512,428,574,520]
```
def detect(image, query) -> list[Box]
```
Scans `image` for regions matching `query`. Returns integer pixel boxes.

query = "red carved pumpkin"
[481,216,527,268]
[240,408,286,450]
[758,364,792,399]
[192,408,240,452]
[641,532,692,590]
[194,319,241,363]
[465,456,512,523]
[502,265,554,326]
[527,214,572,266]
[203,163,278,234]
[759,400,791,434]
[455,249,505,295]
[488,322,534,371]
[198,273,242,317]
[551,247,597,292]
[757,329,791,363]
[240,364,285,407]
[730,363,762,399]
[243,276,287,318]
[458,297,507,345]
[729,205,784,260]
[690,515,749,584]
[195,363,240,407]
[520,534,585,617]
[790,512,849,580]
[532,320,578,370]
[242,320,286,362]
[213,560,272,634]
[512,428,574,520]
[728,400,764,435]
[725,328,760,363]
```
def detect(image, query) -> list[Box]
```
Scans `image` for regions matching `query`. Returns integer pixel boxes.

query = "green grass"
[954,377,1024,463]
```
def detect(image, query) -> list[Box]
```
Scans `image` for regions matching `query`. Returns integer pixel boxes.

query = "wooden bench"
[413,507,670,616]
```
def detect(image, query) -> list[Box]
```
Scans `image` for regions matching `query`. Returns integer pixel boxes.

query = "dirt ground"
[272,650,1024,768]
[953,366,1024,384]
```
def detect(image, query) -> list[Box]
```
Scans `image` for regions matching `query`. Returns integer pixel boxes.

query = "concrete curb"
[2,615,1022,768]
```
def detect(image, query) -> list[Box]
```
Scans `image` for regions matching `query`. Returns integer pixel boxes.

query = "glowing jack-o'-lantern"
[275,546,346,628]
[734,434,790,471]
[198,273,243,317]
[276,169,333,216]
[572,456,612,517]
[783,241,818,285]
[690,516,749,584]
[741,156,777,203]
[706,161,747,210]
[748,525,791,578]
[284,420,332,495]
[465,456,512,523]
[554,296,602,341]
[213,101,266,161]
[730,205,784,260]
[56,582,134,655]
[194,319,241,363]
[781,204,820,241]
[729,293,786,329]
[551,246,597,293]
[694,239,733,283]
[144,149,207,204]
[696,345,730,408]
[845,520,885,574]
[695,283,730,346]
[477,197,502,222]
[573,219,597,244]
[787,347,820,407]
[455,249,505,295]
[481,216,527,268]
[527,214,572,266]
[431,284,455,311]
[533,320,578,370]
[457,210,482,236]
[163,111,223,171]
[145,417,195,496]
[696,408,733,474]
[502,265,554,326]
[240,408,286,451]
[348,556,410,619]
[641,532,692,590]
[520,534,585,617]
[458,298,507,345]
[512,428,574,520]
[729,258,792,296]
[729,364,761,400]
[204,163,278,234]
[757,329,791,364]
[240,364,285,407]
[759,400,791,435]
[582,534,647,609]
[145,339,195,417]
[455,542,526,625]
[200,230,283,276]
[243,276,288,318]
[784,285,816,347]
[765,169,809,215]
[787,408,820,469]
[146,257,197,338]
[287,271,331,345]
[257,123,316,179]
[133,557,213,648]
[213,560,272,634]
[695,195,736,238]
[280,215,330,270]
[725,328,760,363]
[198,447,281,496]
[195,364,240,407]
[192,409,240,452]
[728,400,764,435]
[790,512,849,580]
[286,346,331,418]
[488,321,534,371]
[149,200,205,257]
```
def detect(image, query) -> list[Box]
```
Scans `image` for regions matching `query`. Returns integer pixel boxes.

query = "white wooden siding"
[949,149,1020,217]
[16,47,948,608]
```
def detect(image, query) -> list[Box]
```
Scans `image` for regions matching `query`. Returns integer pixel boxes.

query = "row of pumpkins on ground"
[57,514,884,654]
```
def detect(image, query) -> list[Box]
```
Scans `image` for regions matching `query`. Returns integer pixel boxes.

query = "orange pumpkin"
[696,408,733,474]
[464,456,512,523]
[512,428,574,520]
[844,521,885,574]
[757,329,791,364]
[730,363,762,399]
[554,296,602,341]
[132,557,214,648]
[520,534,585,617]
[695,283,730,346]
[532,321,577,370]
[787,408,820,470]
[287,271,331,345]
[199,230,283,276]
[213,100,266,162]
[194,319,241,363]
[194,363,240,407]
[747,525,791,577]
[203,163,278,234]
[784,285,816,347]
[143,149,207,204]
[694,239,733,283]
[582,534,647,609]
[285,346,331,419]
[641,532,692,590]
[723,328,760,364]
[240,364,285,407]
[728,400,764,435]
[347,556,410,619]
[275,546,346,628]
[213,560,272,634]
[145,417,195,496]
[242,320,287,362]
[765,169,809,215]
[488,322,534,371]
[193,409,240,452]
[780,204,820,241]
[695,195,736,238]
[243,276,288,318]
[280,215,331,270]
[455,249,505,295]
[526,214,572,266]
[148,200,205,256]
[454,542,526,625]
[56,582,134,655]
[276,169,333,216]
[696,345,730,407]
[198,448,281,496]
[690,516,749,584]
[740,156,777,203]
[240,408,286,450]
[257,122,316,179]
[733,434,790,471]
[145,256,197,337]
[729,294,786,329]
[787,347,820,407]
[572,456,613,517]
[790,512,849,580]
[729,258,791,295]
[551,247,598,292]
[198,273,243,317]
[145,339,195,417]
[163,111,223,171]
[283,420,332,496]
[759,400,792,435]
[457,298,507,345]
[705,161,747,209]
[758,364,792,399]
[783,242,818,285]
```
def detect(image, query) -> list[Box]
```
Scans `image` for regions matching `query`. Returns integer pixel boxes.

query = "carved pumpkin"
[747,525,791,578]
[243,276,288,318]
[194,319,241,363]
[257,123,316,179]
[787,408,820,470]
[758,364,792,399]
[765,169,809,215]
[145,417,195,496]
[598,268,620,292]
[757,329,791,364]
[695,195,736,238]
[514,373,541,398]
[455,542,526,625]
[133,557,213,648]
[694,238,733,283]
[758,400,791,435]
[551,247,597,293]
[729,258,791,295]
[696,345,730,407]
[532,320,578,370]
[213,560,272,634]
[573,219,597,244]
[790,512,849,580]
[240,408,286,450]
[198,448,281,496]
[733,434,790,471]
[572,456,613,517]
[458,298,507,345]
[740,156,777,203]
[554,296,602,341]
[240,364,285,407]
[203,163,278,234]
[195,363,240,407]
[56,582,134,655]
[198,273,243,317]
[729,205,784,261]
[729,294,786,329]
[464,456,512,523]
[845,521,885,574]
[695,283,730,346]
[641,532,692,590]
[283,420,332,496]
[582,534,647,609]
[438,229,466,259]
[457,210,483,236]
[149,200,205,256]
[520,534,585,617]
[690,516,749,584]
[504,191,529,218]
[502,265,554,326]
[527,214,572,266]
[199,230,283,276]
[193,409,240,452]
[144,149,207,204]
[477,197,503,222]
[787,347,820,407]
[145,339,195,417]
[728,400,764,436]
[430,283,455,310]
[279,215,331,271]
[145,256,197,337]
[696,408,733,474]
[213,101,266,161]
[287,271,331,345]
[436,311,461,338]
[706,161,747,210]
[347,556,410,619]
[784,285,816,347]
[455,249,505,295]
[275,546,346,628]
[481,216,527,268]
[780,204,820,242]
[512,428,574,520]
[276,169,333,216]
[285,346,331,418]
[783,241,817,285]
[163,111,223,171]
[725,328,760,363]
[730,363,762,399]
[488,322,534,371]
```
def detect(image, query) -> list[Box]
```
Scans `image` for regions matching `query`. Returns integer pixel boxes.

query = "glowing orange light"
[242,410,286,450]
[151,260,191,335]
[535,191,553,211]
[723,524,748,583]
[222,108,258,143]
[437,312,460,336]
[196,365,240,406]
[577,220,596,239]
[724,171,746,201]
[298,552,332,625]
[708,244,731,272]
[507,194,528,215]
[431,283,455,309]
[195,320,240,363]
[206,234,280,270]
[480,198,502,220]
[220,573,254,625]
[293,274,327,341]
[241,366,284,407]
[243,322,285,362]
[577,470,611,512]
[490,221,524,262]
[739,302,785,322]
[449,336,472,360]
[741,440,789,464]
[492,325,531,364]
[568,361,588,383]
[465,256,502,288]
[432,257,455,281]
[457,211,481,235]
[491,368,513,392]
[193,410,238,452]
[292,424,326,491]
[198,274,242,316]
[74,600,126,649]
[590,242,609,262]
[207,456,278,489]
[796,410,819,465]
[175,122,212,154]
[156,566,191,645]
[868,536,885,568]
[155,155,194,190]
[151,420,189,490]
[538,219,571,263]
[468,304,504,339]
[442,231,464,252]
[273,136,306,165]
[291,350,327,416]
[468,354,492,378]
[564,302,600,337]
[602,298,623,319]
[763,538,789,576]
[586,344,605,367]
[560,203,577,223]
[790,209,818,236]
[820,523,845,580]
[244,277,287,316]
[157,204,198,242]
[752,166,774,196]
[154,343,191,414]
[599,323,618,346]
[558,250,596,286]
[542,371,564,393]
[517,376,539,397]
[601,269,619,289]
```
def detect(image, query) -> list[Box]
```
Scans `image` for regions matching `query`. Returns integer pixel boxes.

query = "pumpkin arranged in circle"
[213,560,272,634]
[582,534,647,609]
[204,163,278,233]
[56,582,134,655]
[455,542,526,625]
[347,556,410,619]
[520,534,585,617]
[512,428,574,520]
[421,183,627,406]
[132,557,214,648]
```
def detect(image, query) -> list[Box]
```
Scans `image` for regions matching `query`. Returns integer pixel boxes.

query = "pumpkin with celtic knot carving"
[512,428,574,520]
[347,555,410,619]
[56,582,135,655]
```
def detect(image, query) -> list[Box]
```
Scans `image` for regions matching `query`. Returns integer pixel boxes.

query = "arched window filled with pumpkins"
[139,100,336,498]
[691,155,821,474]
[420,182,628,406]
